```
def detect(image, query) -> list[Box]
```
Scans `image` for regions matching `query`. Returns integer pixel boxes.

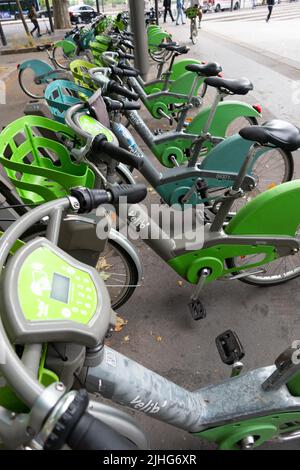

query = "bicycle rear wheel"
[226,241,300,286]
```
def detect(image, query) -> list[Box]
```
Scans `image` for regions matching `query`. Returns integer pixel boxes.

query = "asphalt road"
[1,6,300,449]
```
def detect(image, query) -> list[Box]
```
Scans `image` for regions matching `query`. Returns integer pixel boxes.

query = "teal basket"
[44,79,93,124]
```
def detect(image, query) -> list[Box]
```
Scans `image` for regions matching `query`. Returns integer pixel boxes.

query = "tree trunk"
[53,0,71,29]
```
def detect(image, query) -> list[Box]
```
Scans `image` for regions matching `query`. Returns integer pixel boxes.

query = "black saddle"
[159,43,189,54]
[239,119,300,152]
[158,42,178,49]
[185,62,222,77]
[204,76,253,95]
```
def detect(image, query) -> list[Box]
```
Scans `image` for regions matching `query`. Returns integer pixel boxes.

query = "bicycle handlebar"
[90,134,144,170]
[67,412,138,450]
[107,81,139,101]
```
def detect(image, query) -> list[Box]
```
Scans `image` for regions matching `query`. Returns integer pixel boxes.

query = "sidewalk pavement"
[163,2,300,70]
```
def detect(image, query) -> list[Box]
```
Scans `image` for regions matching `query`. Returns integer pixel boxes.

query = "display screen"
[50,273,70,304]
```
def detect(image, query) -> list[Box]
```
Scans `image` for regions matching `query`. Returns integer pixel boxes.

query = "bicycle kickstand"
[188,268,211,320]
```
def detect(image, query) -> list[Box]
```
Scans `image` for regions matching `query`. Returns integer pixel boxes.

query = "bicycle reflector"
[253,104,262,114]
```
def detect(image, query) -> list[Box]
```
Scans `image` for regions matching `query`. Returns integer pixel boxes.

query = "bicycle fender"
[54,39,77,57]
[186,101,261,137]
[18,59,53,75]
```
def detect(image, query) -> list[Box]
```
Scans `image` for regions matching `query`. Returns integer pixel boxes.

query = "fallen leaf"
[97,257,112,270]
[156,336,162,342]
[177,280,184,287]
[123,335,130,342]
[114,316,128,333]
[147,187,154,193]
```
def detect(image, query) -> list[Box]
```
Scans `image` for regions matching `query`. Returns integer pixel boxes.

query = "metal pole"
[128,0,149,79]
[16,0,31,38]
[45,0,54,33]
[0,20,7,46]
[96,0,100,13]
[155,0,159,24]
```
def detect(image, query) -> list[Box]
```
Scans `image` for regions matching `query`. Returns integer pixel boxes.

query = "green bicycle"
[1,192,300,449]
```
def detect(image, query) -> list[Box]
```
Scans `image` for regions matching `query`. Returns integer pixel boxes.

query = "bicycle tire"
[18,68,44,100]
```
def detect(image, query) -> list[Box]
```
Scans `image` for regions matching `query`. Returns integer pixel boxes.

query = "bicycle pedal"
[215,330,245,365]
[188,298,206,320]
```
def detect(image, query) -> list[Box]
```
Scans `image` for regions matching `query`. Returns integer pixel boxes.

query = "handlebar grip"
[109,183,147,204]
[118,62,140,75]
[123,101,141,111]
[103,97,140,112]
[67,412,138,450]
[123,40,134,50]
[118,52,135,61]
[71,188,111,213]
[91,136,143,170]
[107,81,139,101]
[112,66,138,78]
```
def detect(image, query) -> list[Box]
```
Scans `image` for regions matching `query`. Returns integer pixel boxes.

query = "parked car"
[212,0,241,11]
[69,4,97,24]
[39,7,54,18]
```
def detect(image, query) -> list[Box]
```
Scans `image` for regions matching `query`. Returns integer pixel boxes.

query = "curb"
[1,46,46,55]
[0,65,17,84]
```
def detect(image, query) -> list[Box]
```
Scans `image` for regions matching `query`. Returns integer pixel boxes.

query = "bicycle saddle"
[158,42,177,49]
[166,45,189,54]
[239,119,300,152]
[185,62,222,77]
[204,76,253,95]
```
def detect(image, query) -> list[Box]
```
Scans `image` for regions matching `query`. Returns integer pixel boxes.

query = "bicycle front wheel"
[69,239,139,310]
[190,19,198,44]
[52,45,75,70]
[18,68,45,99]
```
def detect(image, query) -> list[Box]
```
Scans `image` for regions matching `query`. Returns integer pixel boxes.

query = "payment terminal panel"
[1,238,111,347]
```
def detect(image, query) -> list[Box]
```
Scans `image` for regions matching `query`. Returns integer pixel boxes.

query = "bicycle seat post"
[176,74,202,133]
[187,90,223,167]
[210,143,259,232]
[162,51,177,91]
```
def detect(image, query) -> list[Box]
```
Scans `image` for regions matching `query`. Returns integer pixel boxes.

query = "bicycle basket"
[0,116,95,205]
[69,59,97,90]
[44,80,93,124]
[185,6,199,18]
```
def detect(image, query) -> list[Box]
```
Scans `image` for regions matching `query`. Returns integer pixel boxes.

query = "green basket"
[0,116,95,205]
[69,59,97,90]
[90,41,106,67]
[185,6,200,19]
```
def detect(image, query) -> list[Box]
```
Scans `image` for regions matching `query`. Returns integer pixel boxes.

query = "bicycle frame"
[124,77,261,166]
[1,197,300,450]
[84,344,300,449]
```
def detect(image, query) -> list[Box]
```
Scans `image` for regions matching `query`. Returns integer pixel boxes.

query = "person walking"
[176,0,185,24]
[163,0,175,22]
[266,0,275,22]
[28,3,41,37]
